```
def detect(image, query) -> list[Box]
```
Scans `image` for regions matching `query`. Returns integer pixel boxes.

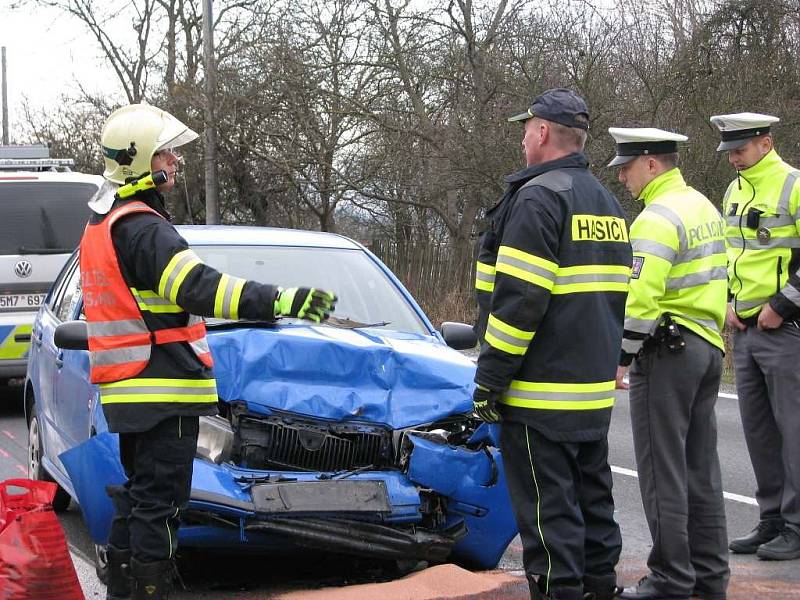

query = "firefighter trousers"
[500,421,621,594]
[629,328,729,598]
[107,415,199,562]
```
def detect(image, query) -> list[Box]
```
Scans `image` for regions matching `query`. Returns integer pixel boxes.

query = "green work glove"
[473,384,502,423]
[274,287,337,323]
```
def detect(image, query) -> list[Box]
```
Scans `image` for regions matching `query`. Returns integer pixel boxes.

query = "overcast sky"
[1,3,118,141]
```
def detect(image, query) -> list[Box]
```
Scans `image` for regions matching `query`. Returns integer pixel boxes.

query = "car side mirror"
[440,321,478,351]
[54,320,89,351]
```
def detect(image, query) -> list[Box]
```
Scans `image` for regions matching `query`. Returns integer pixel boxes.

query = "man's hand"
[473,384,502,423]
[757,303,784,331]
[615,366,629,390]
[726,304,747,332]
[275,287,337,323]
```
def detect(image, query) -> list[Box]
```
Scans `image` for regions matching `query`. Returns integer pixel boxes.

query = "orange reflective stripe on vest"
[79,201,213,384]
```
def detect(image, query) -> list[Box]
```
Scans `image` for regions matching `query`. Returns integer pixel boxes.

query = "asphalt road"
[1,382,799,598]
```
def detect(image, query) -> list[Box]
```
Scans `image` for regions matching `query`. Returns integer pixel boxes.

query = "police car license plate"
[0,293,46,309]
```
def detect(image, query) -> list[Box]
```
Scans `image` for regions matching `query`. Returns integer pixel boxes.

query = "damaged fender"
[404,429,518,569]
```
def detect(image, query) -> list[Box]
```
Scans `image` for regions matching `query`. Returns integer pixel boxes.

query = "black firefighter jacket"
[474,152,632,442]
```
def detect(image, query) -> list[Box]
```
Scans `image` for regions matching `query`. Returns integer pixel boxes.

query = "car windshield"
[193,245,429,335]
[0,182,95,254]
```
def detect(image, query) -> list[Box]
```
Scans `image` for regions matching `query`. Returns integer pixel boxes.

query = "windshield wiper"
[17,246,74,255]
[326,316,391,329]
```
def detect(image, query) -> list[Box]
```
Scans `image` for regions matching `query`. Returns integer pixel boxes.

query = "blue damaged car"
[24,226,517,575]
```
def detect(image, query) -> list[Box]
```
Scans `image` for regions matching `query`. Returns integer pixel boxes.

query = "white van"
[0,146,102,384]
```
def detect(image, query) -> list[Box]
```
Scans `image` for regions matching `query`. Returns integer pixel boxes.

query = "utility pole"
[2,47,9,145]
[202,0,220,224]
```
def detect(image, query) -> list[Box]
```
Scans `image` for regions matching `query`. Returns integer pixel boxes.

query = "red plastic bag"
[0,479,84,600]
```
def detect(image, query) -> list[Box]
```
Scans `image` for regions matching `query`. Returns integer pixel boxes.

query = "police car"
[0,145,101,386]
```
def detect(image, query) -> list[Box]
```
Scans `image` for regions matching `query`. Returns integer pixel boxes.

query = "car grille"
[233,413,393,472]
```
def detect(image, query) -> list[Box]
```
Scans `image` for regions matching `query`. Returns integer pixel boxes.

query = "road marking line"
[2,430,15,440]
[719,392,738,400]
[0,447,9,458]
[611,465,758,506]
[15,464,27,475]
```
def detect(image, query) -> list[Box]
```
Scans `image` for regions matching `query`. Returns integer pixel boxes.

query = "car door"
[50,263,95,472]
[33,255,79,470]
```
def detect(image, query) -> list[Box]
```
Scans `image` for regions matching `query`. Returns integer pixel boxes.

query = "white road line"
[718,392,738,400]
[611,465,758,506]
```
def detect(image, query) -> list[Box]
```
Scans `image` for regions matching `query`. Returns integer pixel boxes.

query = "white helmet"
[100,103,198,184]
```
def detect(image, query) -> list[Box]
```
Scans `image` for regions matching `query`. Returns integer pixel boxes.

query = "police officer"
[711,112,800,561]
[609,128,729,600]
[82,104,336,600]
[473,89,631,600]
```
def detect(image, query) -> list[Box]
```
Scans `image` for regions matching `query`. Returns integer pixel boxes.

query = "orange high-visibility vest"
[79,201,213,383]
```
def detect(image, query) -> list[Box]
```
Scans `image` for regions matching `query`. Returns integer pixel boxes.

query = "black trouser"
[500,421,621,594]
[629,329,729,597]
[108,415,199,563]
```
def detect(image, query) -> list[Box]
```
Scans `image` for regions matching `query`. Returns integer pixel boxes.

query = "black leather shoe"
[729,519,783,554]
[583,573,621,600]
[756,525,800,560]
[106,545,132,600]
[618,577,690,600]
[131,558,174,600]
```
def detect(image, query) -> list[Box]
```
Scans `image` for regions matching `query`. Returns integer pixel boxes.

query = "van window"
[0,182,94,255]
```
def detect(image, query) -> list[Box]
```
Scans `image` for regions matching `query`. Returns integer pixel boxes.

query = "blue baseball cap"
[508,88,590,130]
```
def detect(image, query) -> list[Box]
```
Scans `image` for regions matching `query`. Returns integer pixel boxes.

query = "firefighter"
[711,112,800,561]
[609,128,729,600]
[82,103,336,600]
[472,88,631,600]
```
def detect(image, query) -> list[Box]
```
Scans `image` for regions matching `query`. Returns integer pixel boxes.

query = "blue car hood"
[208,324,476,429]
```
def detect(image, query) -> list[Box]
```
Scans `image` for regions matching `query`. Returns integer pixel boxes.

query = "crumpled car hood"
[207,324,476,429]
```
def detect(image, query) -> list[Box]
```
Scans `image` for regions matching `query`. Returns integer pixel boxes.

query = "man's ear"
[538,122,549,146]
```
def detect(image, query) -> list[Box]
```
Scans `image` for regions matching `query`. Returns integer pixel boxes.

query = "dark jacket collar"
[505,152,588,184]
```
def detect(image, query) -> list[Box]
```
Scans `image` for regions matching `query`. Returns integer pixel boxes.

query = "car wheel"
[28,411,72,512]
[95,544,109,585]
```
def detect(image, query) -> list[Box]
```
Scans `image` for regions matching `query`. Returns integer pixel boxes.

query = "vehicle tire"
[28,410,72,512]
[95,543,109,585]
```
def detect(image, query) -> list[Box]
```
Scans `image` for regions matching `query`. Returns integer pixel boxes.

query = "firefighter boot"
[131,557,174,600]
[583,573,622,600]
[106,545,132,600]
[528,577,584,600]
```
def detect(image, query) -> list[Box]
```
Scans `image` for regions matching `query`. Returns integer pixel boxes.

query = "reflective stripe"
[99,378,218,404]
[646,204,687,251]
[130,289,184,314]
[551,264,630,294]
[524,427,553,592]
[159,250,202,304]
[190,337,211,355]
[726,215,795,229]
[680,315,721,332]
[735,298,768,311]
[778,170,800,216]
[632,239,676,263]
[622,338,644,354]
[681,240,726,263]
[781,284,800,308]
[91,345,150,366]
[496,246,558,290]
[500,380,615,410]
[485,314,534,355]
[475,262,496,292]
[726,237,800,249]
[665,266,727,290]
[214,274,247,319]
[624,317,656,334]
[87,319,149,337]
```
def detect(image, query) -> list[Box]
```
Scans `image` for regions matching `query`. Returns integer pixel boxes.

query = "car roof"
[0,171,104,186]
[176,225,364,250]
